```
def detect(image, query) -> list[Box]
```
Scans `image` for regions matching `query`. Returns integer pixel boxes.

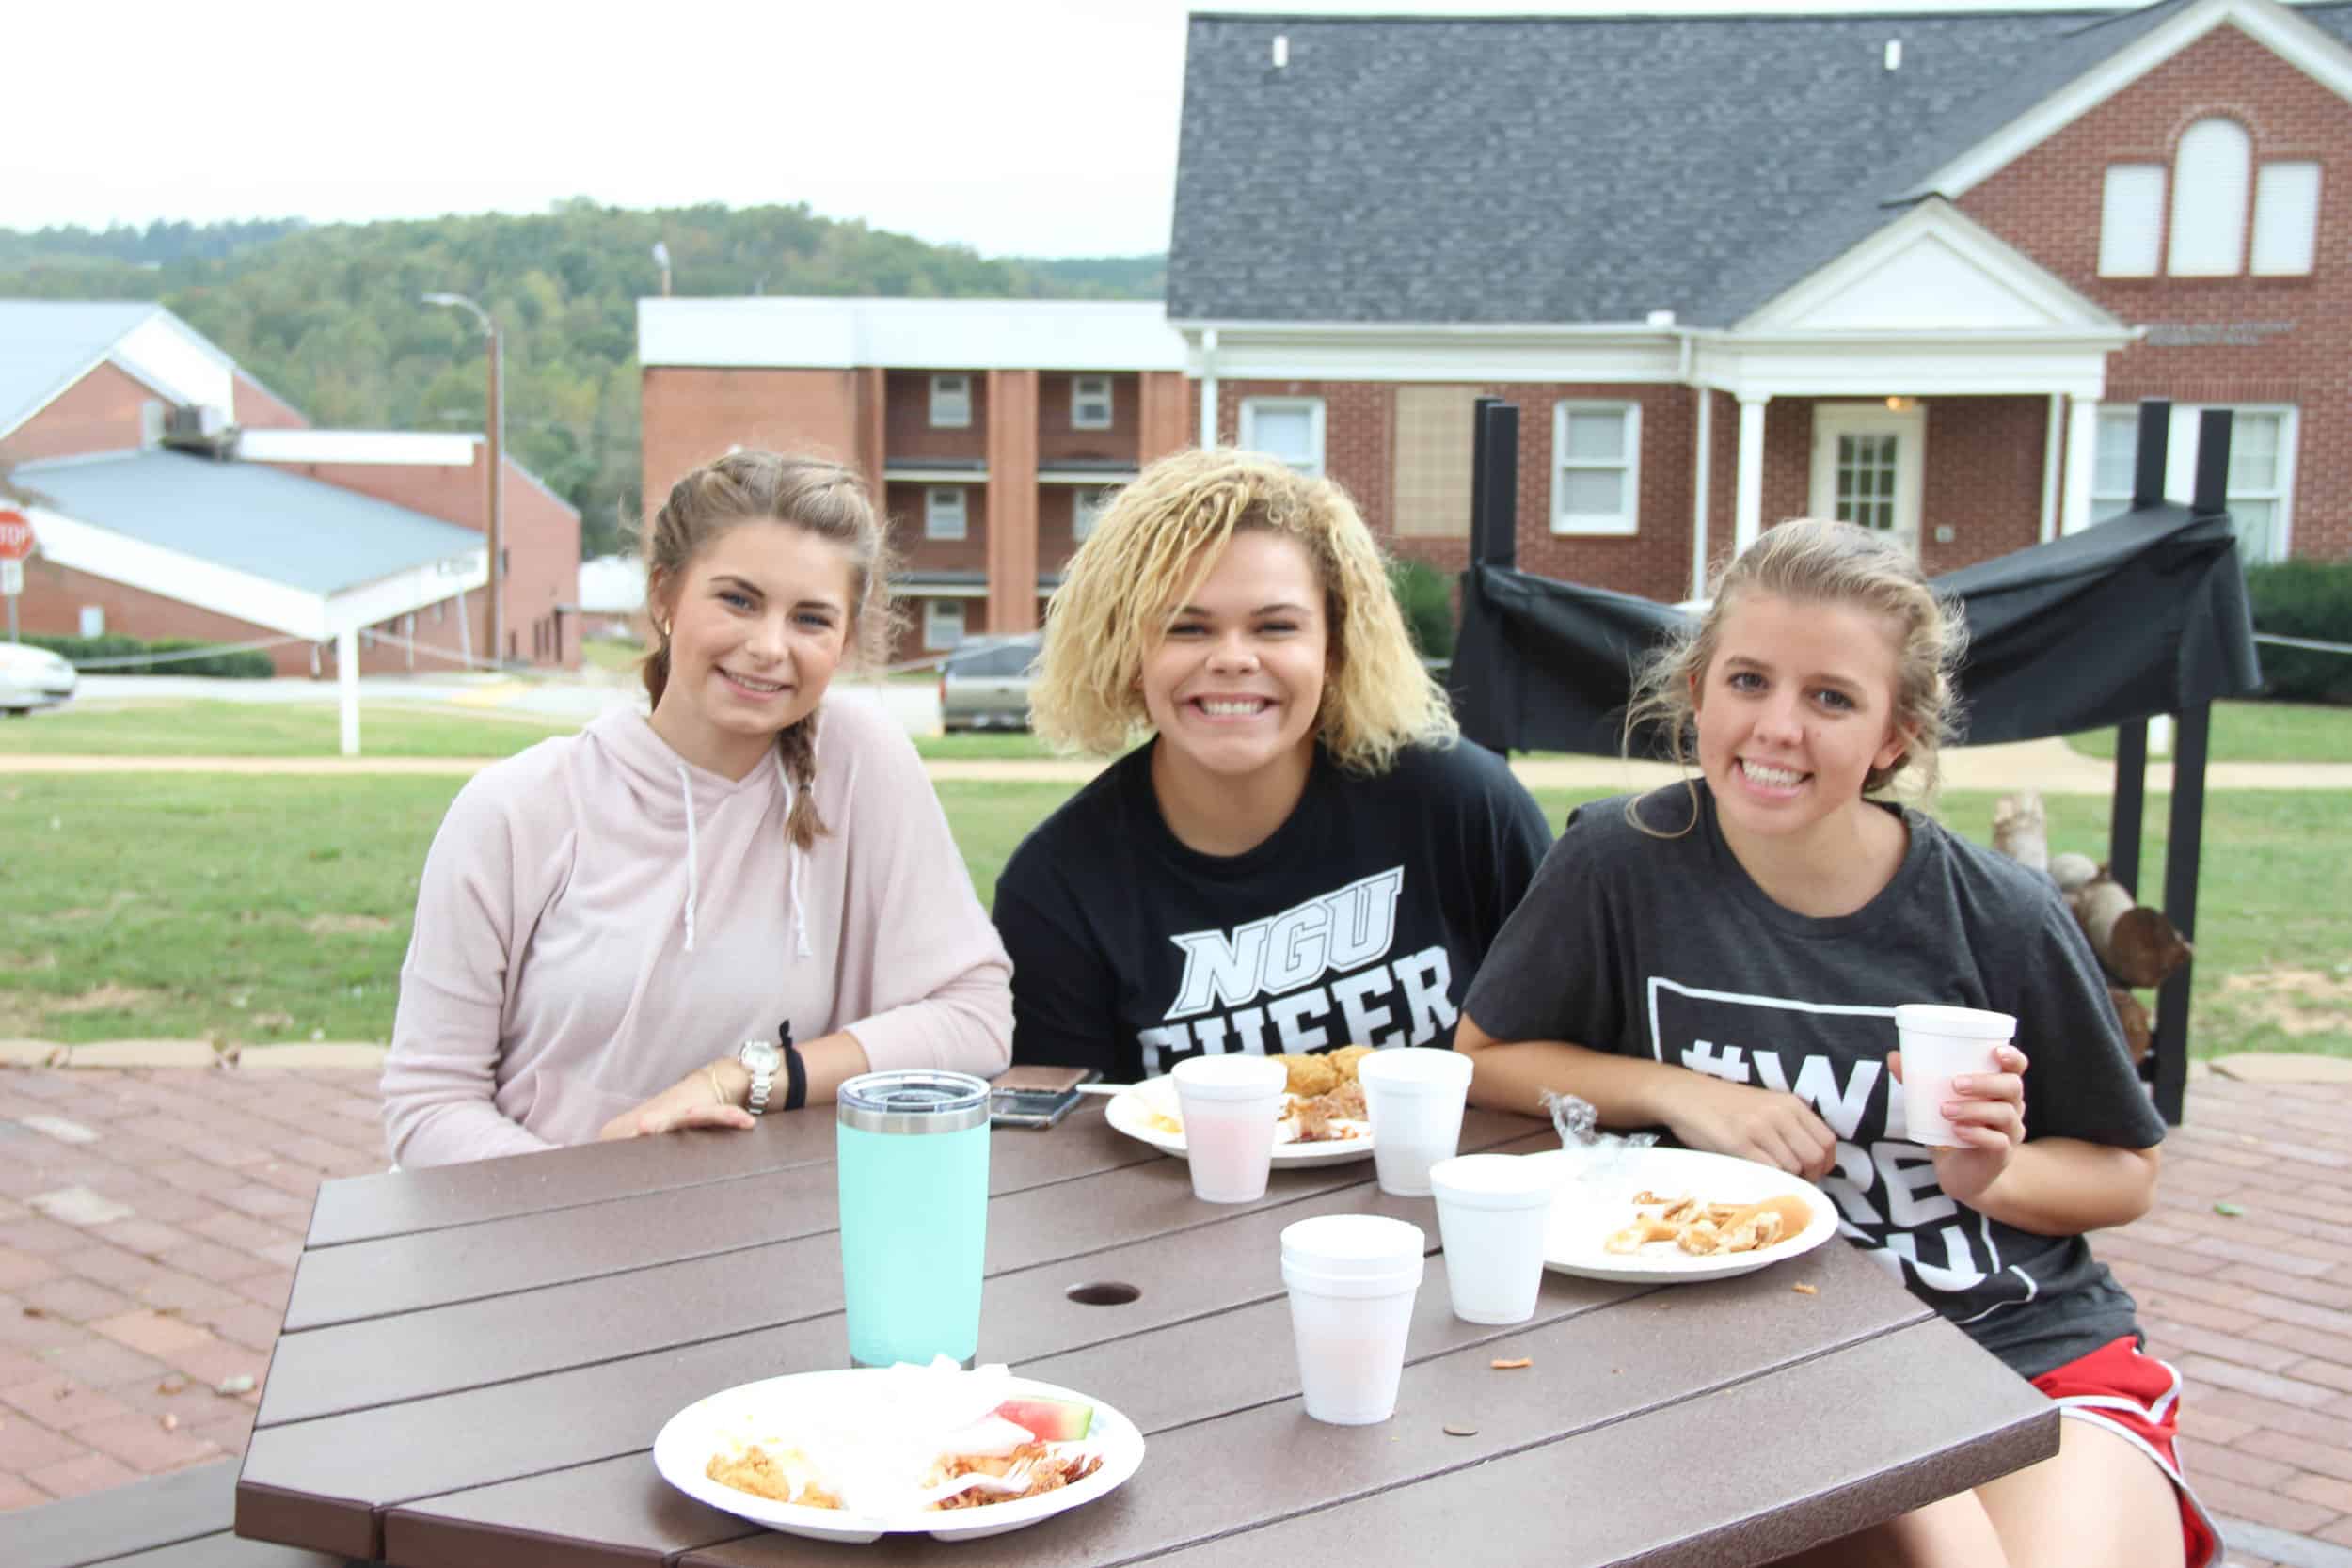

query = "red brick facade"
[1958,23,2351,560]
[1,363,162,463]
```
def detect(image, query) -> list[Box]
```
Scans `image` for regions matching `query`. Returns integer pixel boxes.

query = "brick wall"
[1037,372,1141,467]
[1921,396,2048,575]
[886,481,989,576]
[888,596,993,665]
[1,363,159,463]
[1961,22,2352,560]
[640,367,864,508]
[884,371,988,466]
[233,374,309,433]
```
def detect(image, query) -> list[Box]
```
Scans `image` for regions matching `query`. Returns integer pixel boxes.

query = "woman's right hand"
[1661,1075,1838,1179]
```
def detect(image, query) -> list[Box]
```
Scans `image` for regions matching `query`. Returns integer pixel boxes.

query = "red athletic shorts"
[2029,1334,2219,1568]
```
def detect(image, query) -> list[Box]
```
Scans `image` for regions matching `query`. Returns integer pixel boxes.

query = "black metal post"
[2131,400,2169,510]
[2151,702,2208,1125]
[1470,398,1518,570]
[2192,408,2234,516]
[2110,721,2147,894]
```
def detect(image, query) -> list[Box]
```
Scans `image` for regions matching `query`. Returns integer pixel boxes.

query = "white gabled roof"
[638,297,1185,372]
[0,300,251,441]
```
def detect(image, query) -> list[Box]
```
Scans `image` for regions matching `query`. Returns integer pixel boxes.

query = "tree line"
[2,204,1164,558]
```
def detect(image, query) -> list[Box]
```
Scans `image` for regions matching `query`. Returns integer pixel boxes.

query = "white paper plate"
[1529,1146,1837,1285]
[1104,1076,1374,1168]
[655,1370,1143,1544]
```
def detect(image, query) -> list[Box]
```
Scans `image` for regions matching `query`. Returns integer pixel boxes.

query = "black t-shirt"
[1462,784,2169,1380]
[995,739,1553,1082]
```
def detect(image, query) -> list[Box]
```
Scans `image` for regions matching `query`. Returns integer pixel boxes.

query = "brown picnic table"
[231,1102,2056,1567]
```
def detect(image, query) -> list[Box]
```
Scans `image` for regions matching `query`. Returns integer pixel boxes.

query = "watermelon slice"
[993,1396,1093,1442]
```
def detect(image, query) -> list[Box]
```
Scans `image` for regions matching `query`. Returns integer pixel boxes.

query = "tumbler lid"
[837,1069,992,1134]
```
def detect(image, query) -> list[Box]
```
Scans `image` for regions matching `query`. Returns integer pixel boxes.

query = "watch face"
[739,1041,784,1073]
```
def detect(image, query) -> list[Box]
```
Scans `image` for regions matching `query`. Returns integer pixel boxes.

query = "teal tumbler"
[835,1069,992,1369]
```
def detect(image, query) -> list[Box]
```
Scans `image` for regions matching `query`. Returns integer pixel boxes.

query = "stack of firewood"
[1991,792,2192,1064]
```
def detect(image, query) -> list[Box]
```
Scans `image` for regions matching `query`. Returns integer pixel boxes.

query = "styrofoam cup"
[1279,1214,1426,1424]
[1357,1048,1474,1196]
[1172,1054,1289,1203]
[1428,1154,1556,1325]
[1894,1005,2014,1148]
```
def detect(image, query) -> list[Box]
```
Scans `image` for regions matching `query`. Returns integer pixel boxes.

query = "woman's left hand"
[598,1063,757,1143]
[1891,1044,2029,1208]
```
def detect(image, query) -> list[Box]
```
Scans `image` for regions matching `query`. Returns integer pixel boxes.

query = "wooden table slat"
[331,1236,1907,1568]
[259,1120,1542,1427]
[97,1534,352,1568]
[0,1456,237,1568]
[285,1112,1164,1331]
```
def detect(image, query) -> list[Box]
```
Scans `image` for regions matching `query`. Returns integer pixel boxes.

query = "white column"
[2060,394,2100,535]
[337,626,360,757]
[1690,387,1713,601]
[2039,392,2065,544]
[1198,327,1220,449]
[1734,394,1770,555]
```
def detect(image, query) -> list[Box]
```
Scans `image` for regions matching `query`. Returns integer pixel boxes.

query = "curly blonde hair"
[1622,517,1966,826]
[642,450,902,848]
[1030,448,1456,770]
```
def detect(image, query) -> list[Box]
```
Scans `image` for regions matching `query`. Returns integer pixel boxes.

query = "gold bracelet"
[707,1066,730,1107]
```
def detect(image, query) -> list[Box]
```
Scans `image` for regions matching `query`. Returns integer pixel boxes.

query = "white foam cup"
[1356,1048,1475,1196]
[1428,1154,1556,1325]
[1171,1053,1290,1203]
[1279,1213,1427,1425]
[1893,1005,2015,1148]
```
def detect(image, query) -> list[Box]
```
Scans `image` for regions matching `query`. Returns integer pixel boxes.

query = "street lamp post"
[422,292,505,666]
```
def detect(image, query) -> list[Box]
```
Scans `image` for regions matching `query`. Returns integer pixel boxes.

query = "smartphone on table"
[989,1065,1100,1129]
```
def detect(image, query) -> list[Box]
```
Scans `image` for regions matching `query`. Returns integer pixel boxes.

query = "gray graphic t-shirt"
[1462,784,2168,1380]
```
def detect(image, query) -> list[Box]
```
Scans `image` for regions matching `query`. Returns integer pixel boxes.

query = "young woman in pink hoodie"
[382,451,1013,1167]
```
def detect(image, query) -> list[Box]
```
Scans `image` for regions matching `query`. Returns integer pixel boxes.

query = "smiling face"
[1692,591,1911,847]
[649,518,855,779]
[1137,529,1330,784]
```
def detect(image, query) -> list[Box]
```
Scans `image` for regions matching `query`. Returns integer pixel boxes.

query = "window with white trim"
[925,486,968,541]
[930,373,972,429]
[923,599,966,652]
[1239,397,1325,476]
[2168,119,2251,277]
[2226,410,2290,563]
[2097,164,2164,277]
[1071,376,1113,430]
[2090,410,2142,524]
[2252,161,2320,277]
[1073,486,1115,542]
[1550,401,1641,535]
[79,607,104,638]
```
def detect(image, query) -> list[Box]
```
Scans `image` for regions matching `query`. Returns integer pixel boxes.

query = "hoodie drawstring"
[774,752,813,959]
[674,763,699,954]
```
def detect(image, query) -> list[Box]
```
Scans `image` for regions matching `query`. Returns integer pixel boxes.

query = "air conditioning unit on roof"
[162,403,235,453]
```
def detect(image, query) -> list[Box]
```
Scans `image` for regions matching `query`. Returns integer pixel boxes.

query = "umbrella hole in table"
[1067,1281,1141,1306]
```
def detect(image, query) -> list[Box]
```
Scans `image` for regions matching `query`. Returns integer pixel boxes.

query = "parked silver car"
[938,636,1041,732]
[0,642,76,715]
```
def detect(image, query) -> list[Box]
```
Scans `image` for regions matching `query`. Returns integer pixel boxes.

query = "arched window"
[2168,118,2251,276]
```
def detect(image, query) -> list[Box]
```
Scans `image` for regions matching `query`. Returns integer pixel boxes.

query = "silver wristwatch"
[738,1039,784,1116]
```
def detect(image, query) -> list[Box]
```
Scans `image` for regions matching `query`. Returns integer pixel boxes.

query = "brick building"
[639,298,1190,661]
[0,301,580,675]
[1168,0,2352,605]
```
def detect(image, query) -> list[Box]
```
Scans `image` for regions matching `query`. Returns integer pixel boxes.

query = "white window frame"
[2097,164,2165,278]
[79,606,105,638]
[923,599,966,652]
[2090,409,2143,524]
[1073,486,1115,542]
[1239,397,1326,476]
[925,486,969,541]
[2168,118,2251,277]
[2096,402,2297,560]
[2251,161,2321,277]
[929,373,973,429]
[1071,375,1114,431]
[1550,400,1642,536]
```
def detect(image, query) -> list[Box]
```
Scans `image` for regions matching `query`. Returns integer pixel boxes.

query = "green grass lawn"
[2063,700,2352,762]
[2,775,2344,1060]
[580,637,644,674]
[0,702,577,758]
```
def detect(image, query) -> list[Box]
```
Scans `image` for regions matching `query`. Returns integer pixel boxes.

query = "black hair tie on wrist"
[780,1021,808,1113]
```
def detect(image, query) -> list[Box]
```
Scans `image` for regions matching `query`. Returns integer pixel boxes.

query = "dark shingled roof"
[1169,3,2352,328]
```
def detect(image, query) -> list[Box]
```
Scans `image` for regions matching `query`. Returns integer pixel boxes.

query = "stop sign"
[0,511,31,562]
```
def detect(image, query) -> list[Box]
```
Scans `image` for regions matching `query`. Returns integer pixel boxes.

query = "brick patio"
[0,1063,2345,1567]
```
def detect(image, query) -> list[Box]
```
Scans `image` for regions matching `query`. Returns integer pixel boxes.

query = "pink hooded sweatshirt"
[381,697,1013,1167]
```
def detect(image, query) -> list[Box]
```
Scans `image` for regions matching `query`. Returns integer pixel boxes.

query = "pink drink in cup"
[1172,1054,1289,1203]
[1894,1004,2015,1148]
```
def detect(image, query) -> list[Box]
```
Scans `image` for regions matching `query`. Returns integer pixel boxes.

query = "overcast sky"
[8,0,2221,259]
